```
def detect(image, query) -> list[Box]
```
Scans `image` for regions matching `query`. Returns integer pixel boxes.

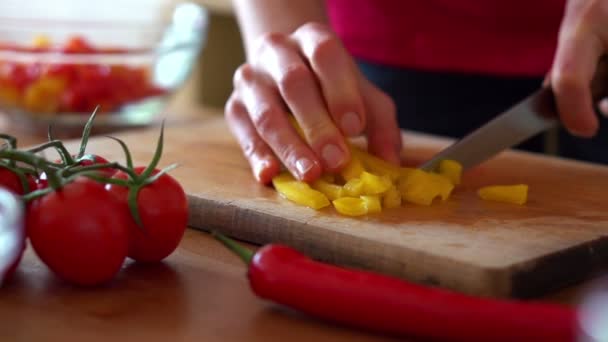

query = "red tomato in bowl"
[27,177,130,286]
[106,167,188,263]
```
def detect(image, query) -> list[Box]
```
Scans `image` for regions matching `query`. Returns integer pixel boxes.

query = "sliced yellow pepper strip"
[312,178,345,200]
[360,171,392,195]
[332,197,368,216]
[361,195,382,214]
[382,185,402,209]
[399,169,454,206]
[438,159,463,185]
[272,173,330,210]
[343,178,364,197]
[340,153,365,181]
[350,146,401,181]
[478,184,528,205]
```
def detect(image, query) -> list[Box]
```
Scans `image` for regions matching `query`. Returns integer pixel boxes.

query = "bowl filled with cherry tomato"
[0,0,208,133]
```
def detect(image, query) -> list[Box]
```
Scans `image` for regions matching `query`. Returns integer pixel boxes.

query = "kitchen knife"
[419,87,557,171]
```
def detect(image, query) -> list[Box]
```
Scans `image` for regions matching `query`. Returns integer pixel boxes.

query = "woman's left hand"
[549,0,608,137]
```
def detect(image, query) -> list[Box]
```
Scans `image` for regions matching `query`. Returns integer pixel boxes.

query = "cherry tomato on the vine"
[106,167,188,263]
[27,177,130,286]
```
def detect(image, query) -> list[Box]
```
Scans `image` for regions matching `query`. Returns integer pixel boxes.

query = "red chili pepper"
[213,233,579,342]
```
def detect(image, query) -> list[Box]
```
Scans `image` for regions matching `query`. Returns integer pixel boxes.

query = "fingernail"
[321,144,345,169]
[296,158,314,178]
[254,159,270,181]
[340,112,361,136]
[599,98,608,117]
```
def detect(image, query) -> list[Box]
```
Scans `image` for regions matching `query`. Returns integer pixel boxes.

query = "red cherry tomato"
[62,36,95,54]
[0,166,36,195]
[106,167,188,263]
[27,177,130,286]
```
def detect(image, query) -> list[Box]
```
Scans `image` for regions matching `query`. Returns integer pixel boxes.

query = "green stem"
[0,150,61,189]
[63,162,136,179]
[128,185,144,228]
[0,134,17,149]
[27,140,75,165]
[105,136,134,170]
[77,106,100,159]
[139,121,165,181]
[0,134,18,168]
[22,187,54,202]
[212,232,254,265]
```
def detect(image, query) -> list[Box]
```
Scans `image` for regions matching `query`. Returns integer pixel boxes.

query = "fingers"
[253,31,350,172]
[598,98,608,117]
[291,23,366,137]
[228,64,322,182]
[225,95,280,184]
[360,78,402,165]
[550,1,605,137]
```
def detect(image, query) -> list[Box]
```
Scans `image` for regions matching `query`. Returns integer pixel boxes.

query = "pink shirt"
[326,0,565,76]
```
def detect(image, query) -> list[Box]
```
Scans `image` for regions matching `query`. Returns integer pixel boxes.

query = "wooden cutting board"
[78,117,608,298]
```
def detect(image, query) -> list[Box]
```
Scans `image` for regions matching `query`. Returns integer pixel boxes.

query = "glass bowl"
[0,0,208,135]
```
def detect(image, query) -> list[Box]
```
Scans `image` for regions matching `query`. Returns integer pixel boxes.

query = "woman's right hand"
[225,22,402,184]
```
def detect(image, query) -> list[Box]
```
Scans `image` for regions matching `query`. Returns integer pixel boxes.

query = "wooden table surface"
[0,105,599,341]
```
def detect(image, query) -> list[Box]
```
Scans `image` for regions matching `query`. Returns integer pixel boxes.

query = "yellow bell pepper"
[312,178,345,200]
[340,153,365,181]
[32,34,52,48]
[343,178,364,197]
[478,184,528,205]
[272,173,330,210]
[350,146,401,181]
[438,159,463,185]
[23,76,66,114]
[399,169,454,206]
[0,85,20,107]
[361,195,382,214]
[382,185,402,209]
[332,197,368,216]
[360,171,392,195]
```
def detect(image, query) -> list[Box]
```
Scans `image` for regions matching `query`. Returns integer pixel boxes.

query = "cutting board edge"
[508,235,608,298]
[186,195,520,298]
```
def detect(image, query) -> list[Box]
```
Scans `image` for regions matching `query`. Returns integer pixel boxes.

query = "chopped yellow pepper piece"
[438,160,463,185]
[343,178,364,197]
[312,178,345,200]
[478,184,528,205]
[272,173,330,210]
[360,171,392,195]
[382,185,402,209]
[340,153,365,181]
[399,169,454,206]
[332,197,368,216]
[350,146,401,181]
[361,195,382,214]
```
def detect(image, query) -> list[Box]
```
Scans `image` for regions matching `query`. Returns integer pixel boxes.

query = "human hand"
[225,22,402,184]
[548,0,608,137]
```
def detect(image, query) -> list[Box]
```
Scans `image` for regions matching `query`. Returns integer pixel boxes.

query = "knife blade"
[419,87,558,171]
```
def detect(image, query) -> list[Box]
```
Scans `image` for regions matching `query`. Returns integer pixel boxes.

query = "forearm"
[232,0,328,60]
